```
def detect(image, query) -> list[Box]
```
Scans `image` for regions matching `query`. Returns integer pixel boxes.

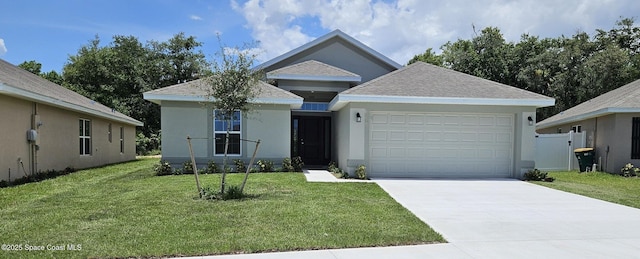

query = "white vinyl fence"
[535,131,586,171]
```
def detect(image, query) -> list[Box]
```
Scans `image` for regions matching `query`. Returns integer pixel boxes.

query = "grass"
[533,170,640,209]
[0,158,444,258]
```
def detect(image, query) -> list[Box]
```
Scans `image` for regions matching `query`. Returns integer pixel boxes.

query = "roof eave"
[1,83,143,126]
[329,94,556,111]
[266,74,361,83]
[143,93,303,109]
[536,107,640,129]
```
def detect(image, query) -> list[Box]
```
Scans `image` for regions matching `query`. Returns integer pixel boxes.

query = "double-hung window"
[79,119,91,155]
[214,110,241,155]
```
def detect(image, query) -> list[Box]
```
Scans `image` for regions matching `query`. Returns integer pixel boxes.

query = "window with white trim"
[79,119,91,155]
[214,110,241,155]
[120,127,124,153]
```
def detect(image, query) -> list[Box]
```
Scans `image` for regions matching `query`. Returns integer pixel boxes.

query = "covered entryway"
[368,112,514,178]
[292,115,331,166]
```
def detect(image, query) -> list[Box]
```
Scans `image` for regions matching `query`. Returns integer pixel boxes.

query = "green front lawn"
[534,171,640,209]
[0,158,443,258]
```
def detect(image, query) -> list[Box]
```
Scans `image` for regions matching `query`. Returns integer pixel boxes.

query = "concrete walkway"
[177,173,640,258]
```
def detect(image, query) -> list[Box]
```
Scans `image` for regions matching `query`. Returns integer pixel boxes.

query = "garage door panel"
[407,114,424,125]
[389,131,406,141]
[371,114,388,124]
[369,112,513,178]
[371,130,387,141]
[390,114,406,124]
[407,131,423,141]
[370,147,387,158]
[388,147,406,157]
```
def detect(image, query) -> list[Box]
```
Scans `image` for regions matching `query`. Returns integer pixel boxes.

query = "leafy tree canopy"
[410,17,640,120]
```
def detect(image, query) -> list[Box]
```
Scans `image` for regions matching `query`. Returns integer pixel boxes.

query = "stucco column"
[347,108,366,174]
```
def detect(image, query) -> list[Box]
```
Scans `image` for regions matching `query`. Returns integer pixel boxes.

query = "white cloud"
[190,15,203,21]
[0,38,6,56]
[233,0,640,65]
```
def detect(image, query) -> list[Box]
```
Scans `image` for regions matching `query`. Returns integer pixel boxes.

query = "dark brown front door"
[292,116,331,166]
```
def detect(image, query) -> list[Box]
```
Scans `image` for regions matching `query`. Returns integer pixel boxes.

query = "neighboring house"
[0,58,142,182]
[144,30,554,178]
[537,79,640,173]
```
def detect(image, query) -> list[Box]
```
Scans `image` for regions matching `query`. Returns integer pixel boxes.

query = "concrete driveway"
[374,178,640,258]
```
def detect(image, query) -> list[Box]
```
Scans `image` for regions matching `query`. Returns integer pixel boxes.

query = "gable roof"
[255,29,402,71]
[329,62,555,110]
[266,60,361,82]
[537,78,640,129]
[0,59,142,126]
[143,78,303,108]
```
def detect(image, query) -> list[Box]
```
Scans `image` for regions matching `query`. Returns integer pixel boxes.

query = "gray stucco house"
[144,29,554,178]
[537,79,640,173]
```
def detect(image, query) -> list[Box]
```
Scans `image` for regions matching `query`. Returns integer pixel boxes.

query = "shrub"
[282,157,295,172]
[523,169,554,182]
[257,160,274,172]
[204,160,218,174]
[154,160,173,176]
[181,160,196,174]
[136,132,161,155]
[223,185,245,200]
[292,156,304,172]
[233,159,245,173]
[1,166,78,187]
[620,163,640,177]
[201,185,246,200]
[355,164,367,180]
[328,161,338,172]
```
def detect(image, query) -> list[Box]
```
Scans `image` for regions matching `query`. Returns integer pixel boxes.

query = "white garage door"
[369,112,514,178]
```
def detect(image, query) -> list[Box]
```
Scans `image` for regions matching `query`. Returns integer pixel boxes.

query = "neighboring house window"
[571,125,582,133]
[79,119,91,155]
[120,127,124,153]
[214,110,241,155]
[108,123,112,143]
[632,118,640,159]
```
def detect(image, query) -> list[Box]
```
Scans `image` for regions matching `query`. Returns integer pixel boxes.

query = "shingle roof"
[343,61,552,99]
[266,60,361,82]
[143,78,303,107]
[537,79,640,129]
[329,62,554,110]
[0,58,142,126]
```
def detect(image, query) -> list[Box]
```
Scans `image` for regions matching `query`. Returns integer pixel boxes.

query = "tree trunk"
[220,117,231,195]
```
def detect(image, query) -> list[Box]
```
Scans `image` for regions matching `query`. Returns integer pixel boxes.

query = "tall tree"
[63,33,210,137]
[18,60,64,85]
[204,38,262,196]
[18,60,42,74]
[407,48,443,66]
[434,19,640,121]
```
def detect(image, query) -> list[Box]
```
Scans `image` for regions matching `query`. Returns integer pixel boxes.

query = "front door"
[292,116,331,166]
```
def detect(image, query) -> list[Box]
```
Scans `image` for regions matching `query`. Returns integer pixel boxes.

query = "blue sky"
[1,0,639,73]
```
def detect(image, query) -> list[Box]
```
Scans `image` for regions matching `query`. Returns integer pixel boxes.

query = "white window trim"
[79,118,91,156]
[214,110,242,156]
